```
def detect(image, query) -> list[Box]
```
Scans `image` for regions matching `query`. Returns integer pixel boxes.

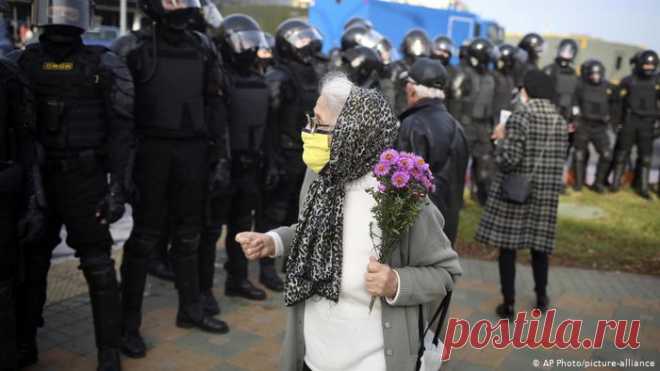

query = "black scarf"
[284,87,399,306]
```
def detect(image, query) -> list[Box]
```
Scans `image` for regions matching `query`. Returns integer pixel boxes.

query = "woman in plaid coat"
[476,70,568,320]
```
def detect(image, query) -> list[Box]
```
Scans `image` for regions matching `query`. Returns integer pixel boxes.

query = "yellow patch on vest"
[42,62,74,71]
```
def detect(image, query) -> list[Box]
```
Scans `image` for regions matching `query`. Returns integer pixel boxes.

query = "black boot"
[81,258,122,371]
[609,152,627,192]
[536,295,550,313]
[120,235,153,359]
[637,160,652,199]
[172,234,229,334]
[259,260,284,292]
[495,301,515,321]
[226,277,266,301]
[0,280,17,370]
[200,290,220,316]
[591,156,611,193]
[572,150,586,191]
[17,338,38,369]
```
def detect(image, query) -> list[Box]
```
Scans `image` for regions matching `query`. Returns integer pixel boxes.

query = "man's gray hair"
[319,72,354,121]
[411,83,446,100]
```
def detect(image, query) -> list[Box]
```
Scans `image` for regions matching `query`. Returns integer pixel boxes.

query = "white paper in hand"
[499,110,512,126]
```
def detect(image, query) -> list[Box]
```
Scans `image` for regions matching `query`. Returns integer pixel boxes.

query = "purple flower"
[396,155,415,172]
[380,149,399,165]
[414,155,426,167]
[410,166,424,181]
[421,177,433,192]
[373,161,391,177]
[377,182,387,193]
[391,171,410,188]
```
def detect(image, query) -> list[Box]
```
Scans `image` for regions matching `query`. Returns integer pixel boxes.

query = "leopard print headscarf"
[284,87,400,306]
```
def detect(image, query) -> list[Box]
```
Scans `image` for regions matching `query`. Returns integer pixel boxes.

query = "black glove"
[96,181,127,225]
[209,158,231,194]
[17,195,47,247]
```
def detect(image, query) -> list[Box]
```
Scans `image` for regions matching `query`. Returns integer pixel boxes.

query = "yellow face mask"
[301,131,331,173]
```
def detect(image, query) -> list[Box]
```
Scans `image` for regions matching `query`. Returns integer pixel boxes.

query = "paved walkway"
[26,251,660,371]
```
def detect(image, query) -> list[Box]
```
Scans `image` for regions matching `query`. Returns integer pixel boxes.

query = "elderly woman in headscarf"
[235,72,462,371]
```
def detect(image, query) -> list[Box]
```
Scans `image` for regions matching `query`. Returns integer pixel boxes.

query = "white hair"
[319,72,354,122]
[411,83,446,100]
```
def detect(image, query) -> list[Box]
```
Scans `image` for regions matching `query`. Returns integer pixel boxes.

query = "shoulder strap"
[416,291,453,371]
[530,114,560,177]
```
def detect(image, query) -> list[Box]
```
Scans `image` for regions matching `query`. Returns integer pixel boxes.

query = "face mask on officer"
[160,0,200,30]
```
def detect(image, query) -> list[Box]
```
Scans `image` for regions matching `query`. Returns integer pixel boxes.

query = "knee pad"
[172,231,200,257]
[79,255,117,291]
[124,228,161,260]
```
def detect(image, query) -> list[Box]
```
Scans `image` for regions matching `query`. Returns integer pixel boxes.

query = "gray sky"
[465,0,659,51]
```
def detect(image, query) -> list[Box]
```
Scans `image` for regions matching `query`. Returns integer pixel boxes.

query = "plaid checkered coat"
[476,99,568,254]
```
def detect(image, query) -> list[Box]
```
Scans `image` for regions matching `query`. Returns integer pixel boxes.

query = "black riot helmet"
[467,38,494,70]
[374,36,396,64]
[634,49,659,78]
[580,59,605,85]
[340,25,368,51]
[344,16,373,31]
[407,57,448,91]
[495,44,518,72]
[32,0,92,32]
[216,14,268,68]
[431,36,453,66]
[275,18,323,65]
[400,29,431,60]
[139,0,200,29]
[518,32,544,63]
[342,46,383,87]
[556,38,578,67]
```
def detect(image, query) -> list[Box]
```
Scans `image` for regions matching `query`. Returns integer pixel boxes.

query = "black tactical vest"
[132,31,208,138]
[627,75,658,116]
[554,68,578,117]
[579,82,609,121]
[466,68,495,121]
[493,69,516,115]
[278,61,319,150]
[19,44,107,151]
[227,71,269,153]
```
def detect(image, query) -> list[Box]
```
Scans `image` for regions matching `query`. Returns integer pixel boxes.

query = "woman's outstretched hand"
[236,232,276,260]
[365,256,398,300]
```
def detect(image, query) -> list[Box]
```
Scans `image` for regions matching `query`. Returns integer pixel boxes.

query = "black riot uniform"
[214,14,283,300]
[515,33,544,87]
[341,45,383,89]
[0,55,45,371]
[397,58,468,244]
[391,29,432,114]
[610,50,660,198]
[572,59,616,192]
[431,36,458,107]
[492,44,519,121]
[111,0,230,360]
[452,38,497,206]
[263,19,321,230]
[543,39,579,121]
[11,1,134,369]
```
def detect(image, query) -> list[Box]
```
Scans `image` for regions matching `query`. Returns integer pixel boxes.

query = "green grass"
[456,188,660,276]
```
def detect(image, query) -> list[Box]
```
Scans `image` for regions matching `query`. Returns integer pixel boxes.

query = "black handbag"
[501,115,559,204]
[415,291,453,371]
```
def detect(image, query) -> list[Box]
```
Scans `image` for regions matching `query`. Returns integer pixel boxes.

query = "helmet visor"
[201,1,222,29]
[408,38,430,57]
[558,43,577,60]
[34,0,90,30]
[161,0,201,12]
[228,30,269,54]
[284,26,323,50]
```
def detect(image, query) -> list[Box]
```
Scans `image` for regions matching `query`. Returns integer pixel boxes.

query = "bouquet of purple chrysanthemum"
[367,149,435,312]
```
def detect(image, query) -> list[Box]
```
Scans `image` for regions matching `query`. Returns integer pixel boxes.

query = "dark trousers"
[611,114,655,189]
[18,157,121,352]
[121,137,208,333]
[0,194,17,370]
[262,149,306,230]
[498,249,548,304]
[224,160,272,281]
[463,120,495,206]
[574,119,613,186]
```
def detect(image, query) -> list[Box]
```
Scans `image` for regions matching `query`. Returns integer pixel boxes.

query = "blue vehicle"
[83,26,120,48]
[309,0,503,63]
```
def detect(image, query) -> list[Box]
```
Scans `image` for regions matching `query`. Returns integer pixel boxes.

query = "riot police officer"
[111,0,231,359]
[262,19,321,236]
[391,29,432,114]
[543,39,579,121]
[344,16,373,31]
[11,0,134,369]
[572,59,615,192]
[215,14,282,300]
[515,32,544,87]
[452,38,497,206]
[492,44,519,121]
[341,45,383,89]
[1,53,46,370]
[431,36,459,111]
[610,49,660,198]
[398,57,468,244]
